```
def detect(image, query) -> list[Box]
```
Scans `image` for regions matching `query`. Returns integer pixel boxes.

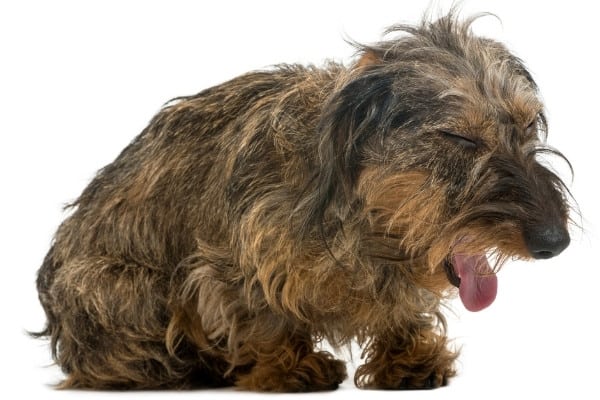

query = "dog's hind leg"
[36,253,222,389]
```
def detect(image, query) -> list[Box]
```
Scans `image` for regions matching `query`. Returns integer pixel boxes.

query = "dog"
[34,11,572,391]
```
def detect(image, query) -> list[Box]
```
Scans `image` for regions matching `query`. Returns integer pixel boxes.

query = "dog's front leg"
[355,325,457,390]
[234,328,347,392]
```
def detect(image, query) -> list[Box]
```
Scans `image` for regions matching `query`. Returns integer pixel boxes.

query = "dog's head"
[306,13,573,311]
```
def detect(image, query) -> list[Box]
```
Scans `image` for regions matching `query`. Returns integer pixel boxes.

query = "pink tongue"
[453,254,498,312]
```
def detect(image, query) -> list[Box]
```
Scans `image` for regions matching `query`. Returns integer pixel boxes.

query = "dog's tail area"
[29,245,62,359]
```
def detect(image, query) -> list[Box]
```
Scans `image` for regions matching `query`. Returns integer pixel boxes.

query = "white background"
[1,0,598,399]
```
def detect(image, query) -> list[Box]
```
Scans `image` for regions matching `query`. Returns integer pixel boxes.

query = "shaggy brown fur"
[34,12,572,391]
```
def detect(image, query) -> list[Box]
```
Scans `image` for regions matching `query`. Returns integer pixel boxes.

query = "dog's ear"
[301,71,399,234]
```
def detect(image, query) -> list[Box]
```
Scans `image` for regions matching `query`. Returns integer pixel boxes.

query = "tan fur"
[34,12,572,391]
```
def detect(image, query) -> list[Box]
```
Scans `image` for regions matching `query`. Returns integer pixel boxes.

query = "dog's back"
[35,64,344,388]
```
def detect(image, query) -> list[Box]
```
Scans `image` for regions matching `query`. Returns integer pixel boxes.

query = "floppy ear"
[302,70,398,233]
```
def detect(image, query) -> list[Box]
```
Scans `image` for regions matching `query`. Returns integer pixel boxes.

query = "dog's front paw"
[356,361,455,390]
[355,333,457,391]
[237,351,347,392]
[396,365,455,390]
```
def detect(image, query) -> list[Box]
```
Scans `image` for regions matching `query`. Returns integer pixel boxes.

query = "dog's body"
[35,14,571,391]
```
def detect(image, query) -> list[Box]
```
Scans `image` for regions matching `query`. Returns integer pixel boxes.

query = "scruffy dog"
[35,12,572,391]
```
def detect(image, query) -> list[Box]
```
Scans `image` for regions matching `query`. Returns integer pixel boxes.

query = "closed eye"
[440,130,479,149]
[525,117,538,136]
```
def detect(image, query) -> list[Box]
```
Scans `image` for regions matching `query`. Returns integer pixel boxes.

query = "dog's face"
[312,15,572,311]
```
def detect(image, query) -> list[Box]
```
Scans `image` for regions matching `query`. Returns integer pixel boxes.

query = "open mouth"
[444,258,461,287]
[443,252,498,312]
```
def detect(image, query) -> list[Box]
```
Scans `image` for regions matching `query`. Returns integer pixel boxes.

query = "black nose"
[524,224,570,259]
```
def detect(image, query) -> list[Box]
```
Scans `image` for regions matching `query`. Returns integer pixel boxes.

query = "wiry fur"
[34,12,572,391]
